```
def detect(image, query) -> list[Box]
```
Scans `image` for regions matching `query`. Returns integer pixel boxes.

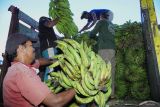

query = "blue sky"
[0,0,159,60]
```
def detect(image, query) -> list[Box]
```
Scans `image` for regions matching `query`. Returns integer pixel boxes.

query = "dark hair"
[100,11,109,19]
[6,33,37,55]
[6,52,17,63]
[81,11,89,19]
[6,40,28,62]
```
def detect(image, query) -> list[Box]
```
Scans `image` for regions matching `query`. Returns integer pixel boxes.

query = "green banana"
[60,71,72,87]
[49,71,60,78]
[94,92,100,106]
[94,68,102,89]
[49,61,60,68]
[80,64,86,79]
[55,40,69,49]
[74,81,90,97]
[75,94,94,104]
[81,79,98,96]
[84,72,95,90]
[86,72,94,86]
[59,61,75,80]
[49,0,78,37]
[63,39,80,49]
[54,86,63,93]
[48,39,112,105]
[105,62,111,79]
[64,54,77,67]
[79,41,89,67]
[64,60,80,79]
[59,78,71,89]
[99,92,106,107]
[104,87,112,101]
[53,54,64,59]
[57,1,69,8]
[67,44,81,66]
[88,51,96,72]
[100,61,107,82]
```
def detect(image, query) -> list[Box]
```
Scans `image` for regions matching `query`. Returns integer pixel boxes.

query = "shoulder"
[90,9,95,13]
[95,20,104,27]
[90,9,97,14]
[98,19,106,24]
[11,62,31,74]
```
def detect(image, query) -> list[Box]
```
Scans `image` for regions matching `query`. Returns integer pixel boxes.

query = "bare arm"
[42,89,75,107]
[45,18,59,28]
[79,12,97,33]
[38,58,57,66]
[87,12,97,29]
[79,22,90,33]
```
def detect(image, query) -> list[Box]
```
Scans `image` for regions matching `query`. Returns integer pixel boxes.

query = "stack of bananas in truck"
[49,0,78,38]
[115,21,150,100]
[47,39,112,107]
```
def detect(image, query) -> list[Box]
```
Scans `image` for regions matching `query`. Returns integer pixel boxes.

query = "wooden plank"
[8,5,19,37]
[18,23,38,39]
[18,10,39,30]
[141,8,160,101]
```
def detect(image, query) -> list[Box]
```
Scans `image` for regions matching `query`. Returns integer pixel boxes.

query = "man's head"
[39,16,58,28]
[81,11,89,19]
[6,33,37,64]
[39,16,51,27]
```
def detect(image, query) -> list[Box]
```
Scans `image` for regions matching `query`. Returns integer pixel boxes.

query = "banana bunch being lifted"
[49,39,112,107]
[49,0,78,38]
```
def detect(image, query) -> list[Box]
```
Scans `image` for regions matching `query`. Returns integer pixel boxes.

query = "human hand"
[55,17,60,21]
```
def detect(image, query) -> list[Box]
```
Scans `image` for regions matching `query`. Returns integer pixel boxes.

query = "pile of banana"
[48,39,112,107]
[49,0,78,38]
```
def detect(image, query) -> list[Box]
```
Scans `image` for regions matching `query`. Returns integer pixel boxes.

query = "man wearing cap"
[3,33,75,107]
[79,9,113,33]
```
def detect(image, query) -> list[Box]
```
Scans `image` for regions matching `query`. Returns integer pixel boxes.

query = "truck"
[0,0,160,106]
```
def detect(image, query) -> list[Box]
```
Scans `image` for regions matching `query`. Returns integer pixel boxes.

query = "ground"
[108,99,160,107]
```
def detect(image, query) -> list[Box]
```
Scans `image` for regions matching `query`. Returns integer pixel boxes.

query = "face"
[83,13,89,19]
[44,20,50,26]
[23,41,35,64]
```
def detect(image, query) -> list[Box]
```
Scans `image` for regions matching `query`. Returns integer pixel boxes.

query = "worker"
[3,33,75,107]
[90,11,115,99]
[38,16,60,81]
[79,9,113,33]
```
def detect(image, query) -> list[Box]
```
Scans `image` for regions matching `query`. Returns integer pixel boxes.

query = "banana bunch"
[49,0,78,38]
[45,78,63,94]
[154,36,160,71]
[49,39,112,107]
[73,31,97,52]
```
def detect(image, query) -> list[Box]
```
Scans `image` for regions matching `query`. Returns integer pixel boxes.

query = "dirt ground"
[108,99,160,107]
